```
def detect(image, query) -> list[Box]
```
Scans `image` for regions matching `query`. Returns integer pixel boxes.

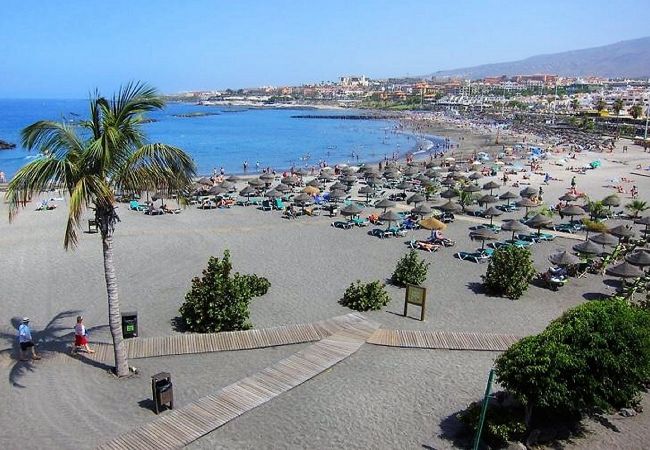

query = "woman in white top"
[73,316,95,354]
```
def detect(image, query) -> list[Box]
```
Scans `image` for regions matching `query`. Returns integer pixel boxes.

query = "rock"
[525,429,541,447]
[0,139,16,150]
[619,407,637,417]
[537,428,557,443]
[506,441,527,450]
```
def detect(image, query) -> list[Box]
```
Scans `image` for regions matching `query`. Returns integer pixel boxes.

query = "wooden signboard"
[404,284,427,321]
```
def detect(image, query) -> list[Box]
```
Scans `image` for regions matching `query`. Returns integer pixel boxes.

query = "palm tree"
[594,98,606,113]
[6,82,196,376]
[629,103,643,120]
[612,98,624,117]
[625,200,649,218]
[570,98,580,112]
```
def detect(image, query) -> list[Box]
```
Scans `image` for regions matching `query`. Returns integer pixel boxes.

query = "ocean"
[0,99,442,179]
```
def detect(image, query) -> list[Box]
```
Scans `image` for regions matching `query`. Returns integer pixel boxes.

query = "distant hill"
[430,37,650,79]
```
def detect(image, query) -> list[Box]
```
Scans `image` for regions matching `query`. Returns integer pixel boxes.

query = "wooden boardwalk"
[367,329,520,351]
[97,319,379,450]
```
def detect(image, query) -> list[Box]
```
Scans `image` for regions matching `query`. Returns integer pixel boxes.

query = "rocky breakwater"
[0,139,16,150]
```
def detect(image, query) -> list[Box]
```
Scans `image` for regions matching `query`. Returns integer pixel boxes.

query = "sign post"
[404,284,427,321]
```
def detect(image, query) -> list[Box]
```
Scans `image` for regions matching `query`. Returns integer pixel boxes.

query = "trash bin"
[152,372,173,414]
[121,311,138,339]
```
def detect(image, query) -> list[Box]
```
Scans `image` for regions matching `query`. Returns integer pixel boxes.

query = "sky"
[1,0,649,98]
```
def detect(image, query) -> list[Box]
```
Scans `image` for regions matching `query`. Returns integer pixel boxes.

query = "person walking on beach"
[72,316,94,354]
[570,176,576,189]
[18,317,41,361]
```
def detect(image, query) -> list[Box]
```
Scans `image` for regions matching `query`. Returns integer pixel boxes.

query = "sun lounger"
[351,217,369,227]
[332,220,353,229]
[129,200,148,211]
[144,205,164,215]
[409,239,440,252]
[369,228,393,239]
[387,226,407,237]
[274,198,286,210]
[260,200,273,211]
[456,251,491,263]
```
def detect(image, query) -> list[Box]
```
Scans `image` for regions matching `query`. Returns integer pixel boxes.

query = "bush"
[178,250,270,332]
[457,400,526,448]
[392,249,429,286]
[495,300,650,424]
[340,280,391,311]
[482,246,535,299]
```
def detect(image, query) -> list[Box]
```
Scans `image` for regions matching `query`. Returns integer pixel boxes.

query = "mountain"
[430,37,650,79]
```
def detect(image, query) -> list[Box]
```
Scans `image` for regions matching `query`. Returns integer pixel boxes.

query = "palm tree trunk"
[101,225,129,377]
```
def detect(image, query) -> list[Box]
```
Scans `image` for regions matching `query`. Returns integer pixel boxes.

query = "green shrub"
[179,250,270,332]
[392,249,429,286]
[495,300,650,424]
[340,280,391,311]
[482,246,535,299]
[457,401,526,448]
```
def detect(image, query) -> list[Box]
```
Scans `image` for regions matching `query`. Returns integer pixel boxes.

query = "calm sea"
[0,99,440,179]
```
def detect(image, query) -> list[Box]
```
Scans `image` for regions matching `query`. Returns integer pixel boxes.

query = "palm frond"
[21,121,85,159]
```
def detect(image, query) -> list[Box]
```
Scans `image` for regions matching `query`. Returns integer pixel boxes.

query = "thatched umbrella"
[516,197,538,216]
[635,216,650,235]
[249,178,265,188]
[219,180,235,190]
[375,198,396,212]
[319,172,334,182]
[469,172,483,181]
[526,213,553,236]
[415,174,430,184]
[407,193,426,206]
[260,172,275,182]
[403,166,419,177]
[365,176,383,188]
[264,189,281,199]
[469,228,498,249]
[209,185,228,195]
[330,181,348,192]
[341,175,357,185]
[303,185,320,195]
[482,181,501,194]
[463,184,482,193]
[340,203,363,217]
[520,186,538,198]
[626,250,650,267]
[239,185,256,202]
[573,240,602,256]
[502,219,528,240]
[440,188,458,199]
[411,204,432,217]
[499,191,518,206]
[478,194,499,207]
[419,216,446,231]
[559,192,579,202]
[293,192,313,214]
[606,261,644,279]
[482,206,503,226]
[358,185,375,203]
[293,167,309,177]
[560,205,585,224]
[307,179,322,188]
[395,181,413,193]
[341,166,356,176]
[226,175,240,183]
[328,189,346,203]
[589,233,618,247]
[549,251,581,266]
[380,210,401,229]
[609,224,636,242]
[425,168,439,178]
[441,178,456,187]
[438,200,461,213]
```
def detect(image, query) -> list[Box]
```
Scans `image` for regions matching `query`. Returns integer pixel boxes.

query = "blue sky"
[1,0,649,98]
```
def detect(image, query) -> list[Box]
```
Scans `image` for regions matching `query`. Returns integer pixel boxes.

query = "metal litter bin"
[152,372,174,414]
[121,311,138,339]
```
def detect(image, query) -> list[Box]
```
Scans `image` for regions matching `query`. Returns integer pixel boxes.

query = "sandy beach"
[1,130,650,449]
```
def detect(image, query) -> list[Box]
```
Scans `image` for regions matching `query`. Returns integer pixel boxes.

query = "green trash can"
[121,311,138,339]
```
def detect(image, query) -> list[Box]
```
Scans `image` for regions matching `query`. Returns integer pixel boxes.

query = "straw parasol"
[482,181,501,194]
[380,210,401,228]
[425,168,439,178]
[303,185,320,195]
[440,188,458,199]
[415,174,430,184]
[602,194,621,209]
[589,233,618,246]
[609,224,636,241]
[403,166,419,177]
[209,185,228,195]
[441,178,456,187]
[549,251,581,266]
[469,172,483,181]
[499,191,518,205]
[341,175,357,185]
[502,219,528,240]
[395,181,413,192]
[260,173,275,182]
[419,216,446,231]
[293,167,309,177]
[516,197,538,216]
[469,228,498,249]
[573,239,602,256]
[560,205,585,223]
[328,189,346,202]
[330,181,347,191]
[249,178,265,188]
[478,194,499,207]
[365,175,382,187]
[520,186,538,198]
[411,204,432,217]
[275,183,291,193]
[559,192,579,202]
[437,200,461,213]
[606,261,644,279]
[635,216,650,235]
[526,213,553,235]
[340,203,363,217]
[375,198,396,211]
[307,179,322,187]
[463,184,482,193]
[407,193,426,206]
[319,172,334,182]
[264,189,281,199]
[282,175,300,186]
[482,206,503,226]
[626,250,650,267]
[219,180,235,190]
[226,175,240,183]
[239,185,256,201]
[358,185,375,203]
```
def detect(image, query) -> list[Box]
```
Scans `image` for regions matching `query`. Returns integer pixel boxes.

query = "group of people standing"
[16,315,94,362]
